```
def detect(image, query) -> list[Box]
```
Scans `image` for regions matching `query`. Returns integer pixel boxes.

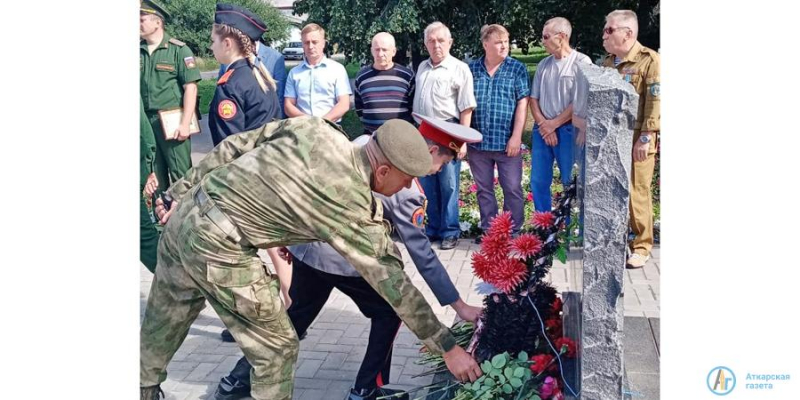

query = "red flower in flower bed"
[510,233,543,259]
[527,192,533,202]
[530,354,555,375]
[469,184,478,193]
[531,211,556,229]
[554,337,577,358]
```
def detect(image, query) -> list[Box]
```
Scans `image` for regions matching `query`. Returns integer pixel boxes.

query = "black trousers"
[228,255,402,390]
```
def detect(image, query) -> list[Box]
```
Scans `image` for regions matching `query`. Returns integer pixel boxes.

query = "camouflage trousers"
[140,188,298,400]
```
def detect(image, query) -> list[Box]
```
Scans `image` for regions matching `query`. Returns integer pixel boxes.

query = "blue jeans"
[419,159,461,238]
[531,123,575,212]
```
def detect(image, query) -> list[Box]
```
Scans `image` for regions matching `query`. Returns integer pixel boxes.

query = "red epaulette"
[217,69,235,85]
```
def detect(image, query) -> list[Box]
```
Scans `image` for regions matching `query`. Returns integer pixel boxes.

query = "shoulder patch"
[649,82,660,97]
[183,56,196,69]
[411,207,426,228]
[218,100,238,120]
[168,38,186,47]
[218,69,235,85]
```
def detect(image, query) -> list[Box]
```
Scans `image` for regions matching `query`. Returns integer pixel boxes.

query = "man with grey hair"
[413,21,477,250]
[601,10,660,269]
[354,32,416,134]
[529,17,591,215]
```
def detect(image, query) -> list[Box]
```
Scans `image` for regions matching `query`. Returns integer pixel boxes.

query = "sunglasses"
[603,26,630,35]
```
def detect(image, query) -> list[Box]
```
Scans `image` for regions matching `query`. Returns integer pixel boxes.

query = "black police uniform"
[208,59,279,146]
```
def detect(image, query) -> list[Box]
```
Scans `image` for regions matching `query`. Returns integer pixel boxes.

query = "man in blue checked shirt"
[468,24,530,240]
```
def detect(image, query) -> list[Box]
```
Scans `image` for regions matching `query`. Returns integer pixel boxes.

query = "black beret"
[214,3,267,41]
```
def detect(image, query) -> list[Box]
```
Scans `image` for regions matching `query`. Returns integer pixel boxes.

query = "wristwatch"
[639,135,652,144]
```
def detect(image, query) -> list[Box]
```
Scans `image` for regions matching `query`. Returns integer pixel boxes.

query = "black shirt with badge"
[209,58,279,146]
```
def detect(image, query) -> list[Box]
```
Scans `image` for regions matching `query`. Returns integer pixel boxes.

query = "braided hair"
[212,23,276,93]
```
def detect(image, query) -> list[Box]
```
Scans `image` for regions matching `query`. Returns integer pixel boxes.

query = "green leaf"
[556,246,567,263]
[514,367,526,378]
[510,377,523,388]
[502,384,513,394]
[498,375,506,385]
[481,360,493,374]
[529,395,542,400]
[517,351,528,361]
[504,367,514,380]
[491,353,508,369]
[485,378,496,387]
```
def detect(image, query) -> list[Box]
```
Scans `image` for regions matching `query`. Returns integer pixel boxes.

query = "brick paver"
[140,240,659,400]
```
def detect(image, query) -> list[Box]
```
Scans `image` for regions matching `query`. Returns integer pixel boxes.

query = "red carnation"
[530,354,555,375]
[531,211,556,229]
[510,233,543,259]
[545,318,563,338]
[554,337,577,358]
[552,297,563,313]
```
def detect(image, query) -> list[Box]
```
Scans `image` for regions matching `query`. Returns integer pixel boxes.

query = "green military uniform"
[140,117,455,400]
[140,26,201,192]
[603,41,660,257]
[140,96,159,272]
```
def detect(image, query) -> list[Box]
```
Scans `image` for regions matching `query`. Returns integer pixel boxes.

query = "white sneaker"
[626,253,650,269]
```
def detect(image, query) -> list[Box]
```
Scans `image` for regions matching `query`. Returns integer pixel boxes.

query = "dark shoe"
[440,236,459,250]
[426,234,441,243]
[346,387,409,400]
[214,375,251,400]
[140,385,164,400]
[220,329,235,343]
[474,235,483,244]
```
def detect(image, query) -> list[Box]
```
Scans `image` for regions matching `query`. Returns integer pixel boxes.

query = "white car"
[282,42,304,60]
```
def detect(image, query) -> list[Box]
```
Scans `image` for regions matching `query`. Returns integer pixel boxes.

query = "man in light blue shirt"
[284,23,351,123]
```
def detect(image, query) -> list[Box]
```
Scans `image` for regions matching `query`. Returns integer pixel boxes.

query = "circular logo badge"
[707,366,736,395]
[218,100,237,120]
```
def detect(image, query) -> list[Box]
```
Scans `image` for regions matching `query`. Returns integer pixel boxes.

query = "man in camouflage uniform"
[601,10,660,269]
[140,116,482,400]
[140,0,201,193]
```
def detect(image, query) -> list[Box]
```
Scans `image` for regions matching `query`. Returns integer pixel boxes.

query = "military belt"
[193,186,249,246]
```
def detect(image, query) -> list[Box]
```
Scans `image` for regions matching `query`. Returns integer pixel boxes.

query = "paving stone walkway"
[140,241,660,400]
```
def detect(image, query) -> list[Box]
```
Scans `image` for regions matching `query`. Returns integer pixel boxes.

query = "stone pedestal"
[566,62,639,399]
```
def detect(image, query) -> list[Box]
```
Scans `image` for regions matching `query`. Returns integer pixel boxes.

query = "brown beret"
[373,119,433,177]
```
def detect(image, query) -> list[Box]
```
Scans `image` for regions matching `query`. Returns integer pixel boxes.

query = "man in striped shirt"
[354,32,415,135]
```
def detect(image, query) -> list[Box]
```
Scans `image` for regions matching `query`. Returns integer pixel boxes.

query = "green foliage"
[292,0,659,64]
[197,79,217,112]
[162,0,290,57]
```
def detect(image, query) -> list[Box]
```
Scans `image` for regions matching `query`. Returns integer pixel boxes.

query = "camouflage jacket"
[168,116,456,354]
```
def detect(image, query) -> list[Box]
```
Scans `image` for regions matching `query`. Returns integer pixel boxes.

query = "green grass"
[345,62,361,79]
[196,56,220,73]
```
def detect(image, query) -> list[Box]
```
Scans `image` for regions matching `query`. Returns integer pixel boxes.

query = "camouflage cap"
[373,119,433,177]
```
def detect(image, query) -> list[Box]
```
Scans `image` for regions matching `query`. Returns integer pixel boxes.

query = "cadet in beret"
[140,117,482,400]
[209,3,280,146]
[213,116,484,400]
[140,0,201,193]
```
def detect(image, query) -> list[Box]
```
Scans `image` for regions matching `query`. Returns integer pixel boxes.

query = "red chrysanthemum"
[487,211,514,239]
[479,233,510,261]
[483,258,528,293]
[510,233,543,259]
[531,211,556,229]
[471,252,492,281]
[554,337,577,358]
[529,354,555,375]
[551,297,563,313]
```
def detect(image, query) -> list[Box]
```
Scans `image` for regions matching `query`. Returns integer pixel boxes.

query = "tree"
[292,0,658,67]
[162,0,290,57]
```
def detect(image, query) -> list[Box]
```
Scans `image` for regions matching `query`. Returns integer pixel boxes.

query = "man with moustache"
[468,24,529,240]
[354,32,416,134]
[413,21,476,250]
[600,10,660,269]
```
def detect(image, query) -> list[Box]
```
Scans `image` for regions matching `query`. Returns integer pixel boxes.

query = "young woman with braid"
[208,3,280,146]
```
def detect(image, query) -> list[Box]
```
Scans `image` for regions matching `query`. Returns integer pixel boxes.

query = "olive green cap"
[373,119,433,177]
[141,0,170,21]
